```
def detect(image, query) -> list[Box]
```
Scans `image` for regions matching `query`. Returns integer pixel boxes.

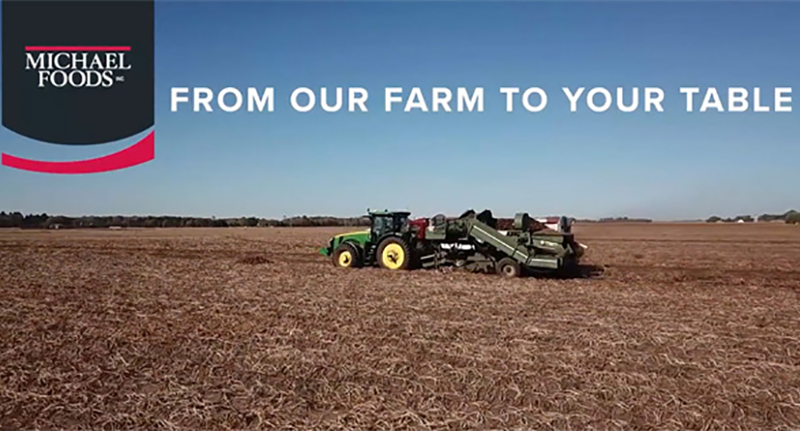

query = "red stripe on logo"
[24,46,131,51]
[1,131,154,174]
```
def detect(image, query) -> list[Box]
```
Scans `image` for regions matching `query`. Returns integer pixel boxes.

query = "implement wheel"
[497,257,521,277]
[332,242,362,268]
[377,237,412,270]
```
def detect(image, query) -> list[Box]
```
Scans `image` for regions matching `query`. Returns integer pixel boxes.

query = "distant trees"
[757,213,784,223]
[706,215,752,223]
[708,210,799,224]
[0,212,48,228]
[1,209,796,229]
[0,211,372,229]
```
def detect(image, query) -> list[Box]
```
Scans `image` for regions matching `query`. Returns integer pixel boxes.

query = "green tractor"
[320,208,586,277]
[319,210,419,270]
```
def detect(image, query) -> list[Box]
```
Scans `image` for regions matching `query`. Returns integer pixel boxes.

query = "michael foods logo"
[25,46,132,89]
[1,0,155,174]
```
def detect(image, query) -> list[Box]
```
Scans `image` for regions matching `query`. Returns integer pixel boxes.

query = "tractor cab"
[368,210,411,240]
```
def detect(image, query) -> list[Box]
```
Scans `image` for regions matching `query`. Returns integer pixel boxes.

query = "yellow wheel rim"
[381,243,405,270]
[338,250,353,267]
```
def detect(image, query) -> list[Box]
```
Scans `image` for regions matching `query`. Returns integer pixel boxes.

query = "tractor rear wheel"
[497,257,521,277]
[332,242,362,268]
[377,237,412,270]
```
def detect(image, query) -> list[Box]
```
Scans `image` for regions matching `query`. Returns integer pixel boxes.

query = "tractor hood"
[319,229,370,256]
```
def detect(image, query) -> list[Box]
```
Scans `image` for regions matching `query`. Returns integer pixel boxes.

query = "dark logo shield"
[1,0,155,173]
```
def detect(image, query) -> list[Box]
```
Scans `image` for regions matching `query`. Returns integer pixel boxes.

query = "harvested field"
[1,223,800,430]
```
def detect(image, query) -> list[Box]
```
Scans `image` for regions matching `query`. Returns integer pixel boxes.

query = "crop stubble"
[1,223,799,430]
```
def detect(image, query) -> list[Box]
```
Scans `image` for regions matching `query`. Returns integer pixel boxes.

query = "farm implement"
[320,209,586,277]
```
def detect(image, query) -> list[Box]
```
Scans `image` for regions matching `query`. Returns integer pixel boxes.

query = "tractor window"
[371,214,409,238]
[394,214,408,229]
[372,217,389,237]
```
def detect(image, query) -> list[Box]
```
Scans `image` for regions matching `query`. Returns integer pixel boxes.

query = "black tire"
[332,242,362,268]
[376,236,412,270]
[497,257,521,277]
[349,243,365,267]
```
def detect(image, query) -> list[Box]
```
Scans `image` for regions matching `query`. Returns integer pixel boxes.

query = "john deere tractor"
[320,208,586,277]
[320,210,420,270]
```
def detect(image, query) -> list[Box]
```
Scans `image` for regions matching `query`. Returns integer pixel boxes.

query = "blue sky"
[1,1,798,220]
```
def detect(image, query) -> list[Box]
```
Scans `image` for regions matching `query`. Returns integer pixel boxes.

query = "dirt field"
[1,223,799,430]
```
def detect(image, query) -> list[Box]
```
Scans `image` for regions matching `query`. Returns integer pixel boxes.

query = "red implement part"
[408,217,428,239]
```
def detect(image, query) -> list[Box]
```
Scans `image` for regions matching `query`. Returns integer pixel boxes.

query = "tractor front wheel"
[377,237,412,270]
[332,242,362,268]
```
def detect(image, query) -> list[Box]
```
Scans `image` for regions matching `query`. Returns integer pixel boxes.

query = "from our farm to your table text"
[169,86,792,113]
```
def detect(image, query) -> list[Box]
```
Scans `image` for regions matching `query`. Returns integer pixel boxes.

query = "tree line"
[1,211,656,229]
[705,210,799,224]
[0,212,370,229]
[2,210,796,229]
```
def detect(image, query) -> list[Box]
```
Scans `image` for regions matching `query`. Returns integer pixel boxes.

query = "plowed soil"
[1,223,799,430]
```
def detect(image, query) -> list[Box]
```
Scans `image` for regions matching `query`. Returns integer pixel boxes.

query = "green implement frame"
[423,212,582,272]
